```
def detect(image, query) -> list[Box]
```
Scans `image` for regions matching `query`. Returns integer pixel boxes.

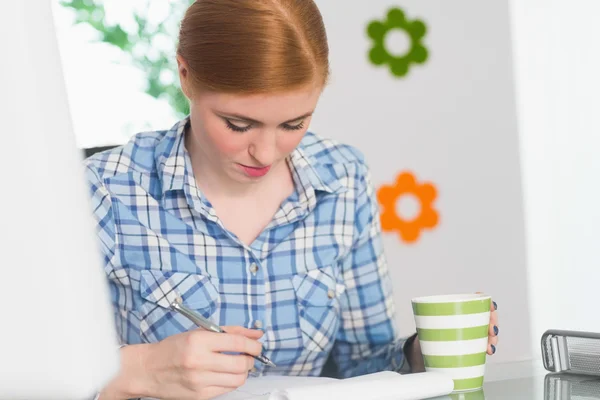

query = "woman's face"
[179,57,323,184]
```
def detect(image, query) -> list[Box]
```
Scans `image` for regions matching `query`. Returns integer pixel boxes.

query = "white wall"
[510,0,600,355]
[313,0,532,367]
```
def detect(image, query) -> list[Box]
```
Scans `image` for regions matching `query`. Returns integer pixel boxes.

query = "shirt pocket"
[291,267,346,353]
[138,269,221,343]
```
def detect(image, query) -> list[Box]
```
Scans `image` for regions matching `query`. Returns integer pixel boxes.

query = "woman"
[85,1,499,399]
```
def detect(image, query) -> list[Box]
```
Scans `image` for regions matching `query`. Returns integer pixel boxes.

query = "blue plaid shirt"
[84,118,406,379]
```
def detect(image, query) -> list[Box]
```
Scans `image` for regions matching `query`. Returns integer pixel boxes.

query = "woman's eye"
[225,119,252,133]
[282,120,305,131]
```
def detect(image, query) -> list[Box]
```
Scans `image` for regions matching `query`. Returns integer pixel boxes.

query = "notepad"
[212,371,455,400]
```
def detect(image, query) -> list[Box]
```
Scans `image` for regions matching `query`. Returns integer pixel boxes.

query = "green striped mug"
[412,293,491,392]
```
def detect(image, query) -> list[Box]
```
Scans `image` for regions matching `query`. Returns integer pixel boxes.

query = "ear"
[177,54,193,99]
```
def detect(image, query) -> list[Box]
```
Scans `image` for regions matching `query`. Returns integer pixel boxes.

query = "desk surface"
[431,373,600,399]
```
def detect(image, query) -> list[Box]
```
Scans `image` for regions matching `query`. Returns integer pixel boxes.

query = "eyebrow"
[215,111,314,125]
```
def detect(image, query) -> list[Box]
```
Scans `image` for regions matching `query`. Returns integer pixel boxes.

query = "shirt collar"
[155,117,348,203]
[155,117,190,195]
[287,146,346,195]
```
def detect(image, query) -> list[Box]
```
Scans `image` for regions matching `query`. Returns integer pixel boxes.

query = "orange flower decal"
[377,171,439,243]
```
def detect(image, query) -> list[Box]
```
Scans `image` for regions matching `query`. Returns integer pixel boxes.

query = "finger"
[203,354,255,374]
[488,334,499,355]
[207,331,263,356]
[222,326,264,340]
[199,372,249,389]
[490,309,498,326]
[488,335,499,347]
[489,323,499,338]
[487,337,498,355]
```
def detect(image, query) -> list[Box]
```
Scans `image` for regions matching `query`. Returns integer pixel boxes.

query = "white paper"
[213,376,336,400]
[214,371,454,400]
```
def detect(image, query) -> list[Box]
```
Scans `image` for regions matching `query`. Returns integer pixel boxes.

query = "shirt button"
[253,320,263,329]
[327,289,336,299]
[250,263,259,275]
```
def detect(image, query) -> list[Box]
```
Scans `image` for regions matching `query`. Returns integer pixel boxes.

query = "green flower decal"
[367,8,428,77]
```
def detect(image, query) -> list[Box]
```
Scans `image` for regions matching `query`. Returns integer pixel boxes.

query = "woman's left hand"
[487,299,499,355]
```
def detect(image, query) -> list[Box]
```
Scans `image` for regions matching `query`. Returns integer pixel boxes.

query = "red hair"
[177,0,330,94]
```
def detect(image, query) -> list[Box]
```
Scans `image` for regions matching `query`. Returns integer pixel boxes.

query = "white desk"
[142,361,597,400]
[485,373,600,399]
[430,369,600,399]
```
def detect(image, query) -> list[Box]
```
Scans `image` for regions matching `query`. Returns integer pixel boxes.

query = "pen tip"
[267,360,276,368]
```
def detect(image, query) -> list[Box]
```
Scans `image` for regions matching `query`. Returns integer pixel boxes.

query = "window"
[51,0,189,149]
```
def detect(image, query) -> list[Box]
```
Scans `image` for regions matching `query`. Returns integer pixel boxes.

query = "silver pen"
[171,299,276,368]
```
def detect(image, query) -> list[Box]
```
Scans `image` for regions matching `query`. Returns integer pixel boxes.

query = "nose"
[248,130,277,166]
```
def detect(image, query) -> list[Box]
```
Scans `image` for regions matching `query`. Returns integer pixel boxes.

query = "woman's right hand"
[100,326,264,400]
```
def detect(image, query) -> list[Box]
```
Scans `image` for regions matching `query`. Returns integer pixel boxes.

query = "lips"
[239,163,271,178]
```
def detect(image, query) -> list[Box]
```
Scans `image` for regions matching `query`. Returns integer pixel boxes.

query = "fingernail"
[491,344,496,354]
[494,326,499,336]
[493,301,497,310]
